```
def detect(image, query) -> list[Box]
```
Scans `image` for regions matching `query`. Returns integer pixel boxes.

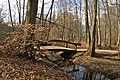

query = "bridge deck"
[40,46,119,54]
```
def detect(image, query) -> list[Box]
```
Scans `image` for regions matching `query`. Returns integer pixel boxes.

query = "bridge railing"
[48,39,81,50]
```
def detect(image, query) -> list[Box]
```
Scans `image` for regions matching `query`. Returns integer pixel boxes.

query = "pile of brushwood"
[0,24,74,80]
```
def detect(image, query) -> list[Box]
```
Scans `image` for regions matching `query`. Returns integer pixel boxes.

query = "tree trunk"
[22,0,25,24]
[39,0,44,25]
[8,0,14,28]
[85,0,97,57]
[116,0,120,46]
[79,0,82,42]
[118,21,120,53]
[106,0,112,48]
[84,0,90,47]
[97,1,101,47]
[16,0,21,24]
[25,0,38,24]
[102,0,107,47]
[118,0,120,52]
[46,0,55,40]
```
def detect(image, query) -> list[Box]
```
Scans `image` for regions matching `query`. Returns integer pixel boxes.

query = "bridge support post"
[75,45,77,51]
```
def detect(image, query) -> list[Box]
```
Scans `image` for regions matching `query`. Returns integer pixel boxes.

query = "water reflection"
[66,65,111,80]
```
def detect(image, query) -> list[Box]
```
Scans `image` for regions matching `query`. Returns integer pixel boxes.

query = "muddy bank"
[73,56,120,80]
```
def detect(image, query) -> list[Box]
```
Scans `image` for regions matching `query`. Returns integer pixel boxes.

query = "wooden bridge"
[39,39,119,57]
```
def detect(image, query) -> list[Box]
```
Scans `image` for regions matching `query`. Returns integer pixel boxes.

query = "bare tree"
[78,0,82,42]
[97,0,101,47]
[8,0,13,27]
[22,0,25,24]
[39,0,44,25]
[46,0,55,40]
[102,0,107,47]
[84,0,90,47]
[16,0,21,24]
[0,5,5,22]
[85,0,98,57]
[106,0,112,48]
[118,20,120,53]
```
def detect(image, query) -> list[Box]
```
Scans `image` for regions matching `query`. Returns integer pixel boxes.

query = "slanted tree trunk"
[46,0,55,40]
[8,0,14,28]
[39,0,44,24]
[25,0,38,24]
[85,0,98,57]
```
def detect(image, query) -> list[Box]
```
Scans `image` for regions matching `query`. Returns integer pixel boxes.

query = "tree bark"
[84,0,90,47]
[85,0,98,57]
[106,0,112,48]
[97,1,101,47]
[25,0,38,24]
[102,0,107,47]
[22,0,25,24]
[16,0,21,24]
[39,0,44,25]
[79,0,82,42]
[8,0,14,28]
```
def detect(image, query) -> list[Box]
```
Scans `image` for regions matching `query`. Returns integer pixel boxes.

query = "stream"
[66,65,111,80]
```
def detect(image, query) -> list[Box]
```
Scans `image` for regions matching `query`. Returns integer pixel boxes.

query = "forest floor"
[0,39,120,80]
[0,45,74,80]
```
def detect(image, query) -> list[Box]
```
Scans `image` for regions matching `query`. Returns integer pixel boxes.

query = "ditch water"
[66,65,111,80]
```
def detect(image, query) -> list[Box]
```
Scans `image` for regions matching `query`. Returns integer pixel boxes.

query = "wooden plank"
[39,46,119,54]
[40,46,75,51]
[77,49,119,54]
